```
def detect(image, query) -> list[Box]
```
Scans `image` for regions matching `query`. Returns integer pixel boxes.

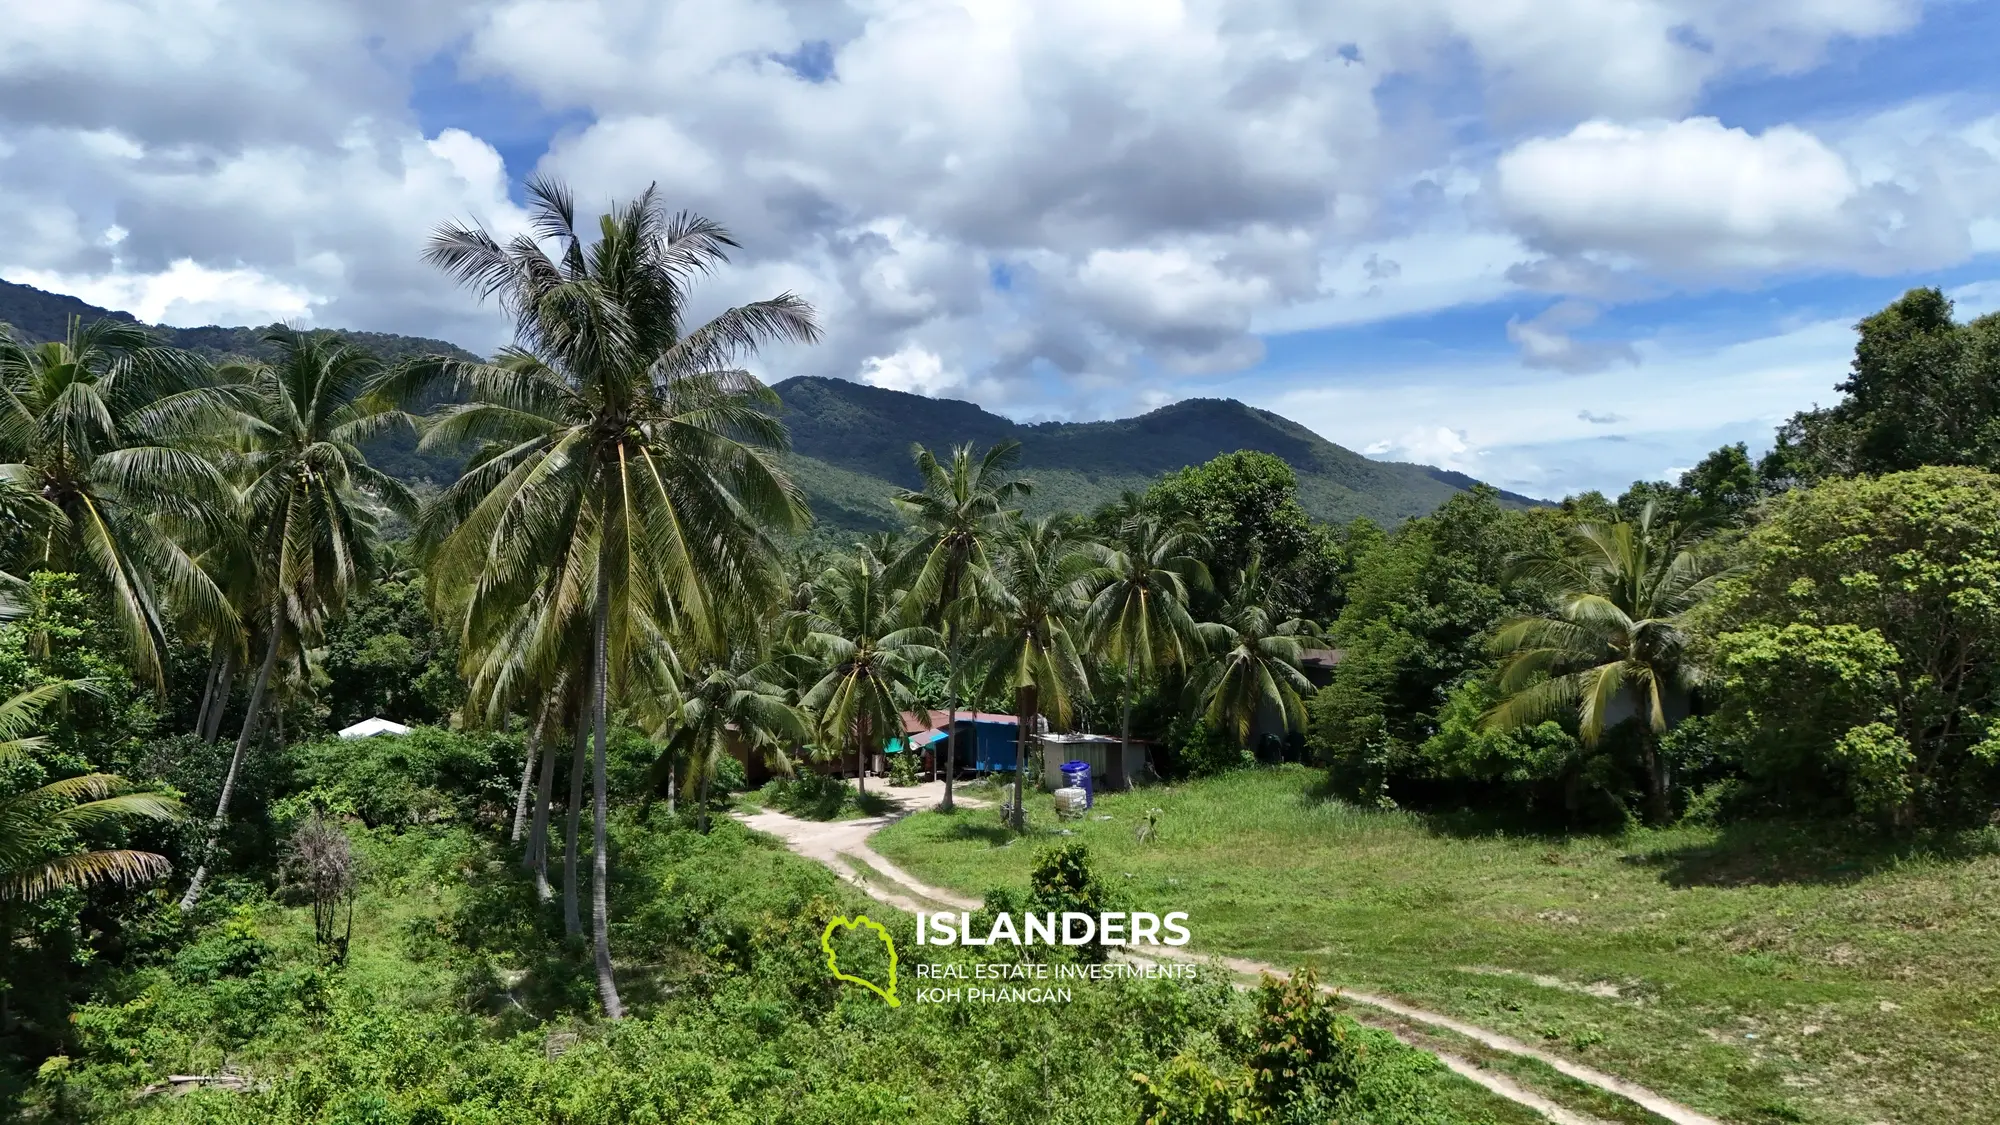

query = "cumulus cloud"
[1365,425,1481,473]
[859,344,959,396]
[1497,114,2000,285]
[0,0,1955,425]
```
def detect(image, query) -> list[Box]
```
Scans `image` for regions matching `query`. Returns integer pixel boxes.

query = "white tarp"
[337,717,411,740]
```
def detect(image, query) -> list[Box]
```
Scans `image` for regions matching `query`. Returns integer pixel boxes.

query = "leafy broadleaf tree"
[1483,503,1729,825]
[0,318,236,686]
[407,179,816,1017]
[890,441,1028,811]
[179,326,415,912]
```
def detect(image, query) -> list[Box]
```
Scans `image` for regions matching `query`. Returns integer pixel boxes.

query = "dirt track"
[735,781,1723,1125]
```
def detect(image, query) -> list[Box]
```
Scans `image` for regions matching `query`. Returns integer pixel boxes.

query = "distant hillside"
[773,376,1541,531]
[0,277,475,483]
[1,277,1543,532]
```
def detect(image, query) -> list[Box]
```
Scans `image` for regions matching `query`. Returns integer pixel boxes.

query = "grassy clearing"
[871,765,2000,1125]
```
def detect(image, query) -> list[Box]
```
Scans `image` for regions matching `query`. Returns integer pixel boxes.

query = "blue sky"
[4,0,1999,499]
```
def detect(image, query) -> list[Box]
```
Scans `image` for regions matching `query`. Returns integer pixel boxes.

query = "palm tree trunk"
[1010,684,1036,831]
[941,692,958,813]
[697,763,712,835]
[1121,654,1135,789]
[1641,728,1671,826]
[528,711,557,899]
[194,645,224,738]
[201,650,235,744]
[589,565,624,1019]
[855,715,867,796]
[563,715,585,937]
[180,619,281,913]
[511,722,539,843]
[666,754,677,817]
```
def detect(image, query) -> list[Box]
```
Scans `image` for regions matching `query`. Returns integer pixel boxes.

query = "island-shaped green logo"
[821,914,900,1007]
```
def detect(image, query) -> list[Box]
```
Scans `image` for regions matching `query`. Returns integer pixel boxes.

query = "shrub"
[1166,715,1248,780]
[284,726,515,827]
[1026,842,1115,963]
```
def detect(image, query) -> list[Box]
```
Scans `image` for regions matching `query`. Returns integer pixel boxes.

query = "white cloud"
[1498,113,2000,284]
[859,344,959,396]
[5,259,322,326]
[1506,300,1639,373]
[0,0,1954,428]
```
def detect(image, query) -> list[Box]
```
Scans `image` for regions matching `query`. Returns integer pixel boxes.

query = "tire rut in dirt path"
[737,801,1721,1125]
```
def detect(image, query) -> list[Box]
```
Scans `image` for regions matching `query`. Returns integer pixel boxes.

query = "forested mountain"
[0,277,1540,531]
[772,375,1540,531]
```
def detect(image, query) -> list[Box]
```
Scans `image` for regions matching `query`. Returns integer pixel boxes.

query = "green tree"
[1082,515,1208,768]
[1144,451,1344,622]
[1763,288,2000,484]
[648,663,804,833]
[796,550,941,796]
[890,441,1029,811]
[1703,466,2000,827]
[0,681,182,901]
[978,518,1096,829]
[0,318,235,686]
[1484,503,1728,825]
[1192,560,1314,749]
[1310,488,1552,802]
[180,327,414,912]
[411,180,817,1016]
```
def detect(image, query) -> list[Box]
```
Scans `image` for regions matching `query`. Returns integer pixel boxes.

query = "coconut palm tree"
[796,551,941,797]
[1484,503,1729,825]
[646,663,805,834]
[890,441,1029,811]
[179,326,415,913]
[0,318,236,687]
[1083,515,1209,769]
[406,178,816,1018]
[0,681,183,901]
[1192,559,1316,750]
[978,518,1096,830]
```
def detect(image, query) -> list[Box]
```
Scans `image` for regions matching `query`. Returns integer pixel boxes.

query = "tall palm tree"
[1484,503,1728,825]
[408,178,817,1018]
[0,318,236,686]
[1083,515,1209,770]
[1192,559,1316,750]
[796,552,942,797]
[890,442,1029,811]
[179,327,414,913]
[0,681,184,900]
[646,663,805,834]
[979,518,1096,830]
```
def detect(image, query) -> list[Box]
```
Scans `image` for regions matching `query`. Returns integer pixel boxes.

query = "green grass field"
[871,765,2000,1125]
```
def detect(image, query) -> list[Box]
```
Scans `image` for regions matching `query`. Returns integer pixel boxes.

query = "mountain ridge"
[1,276,1542,532]
[770,375,1541,530]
